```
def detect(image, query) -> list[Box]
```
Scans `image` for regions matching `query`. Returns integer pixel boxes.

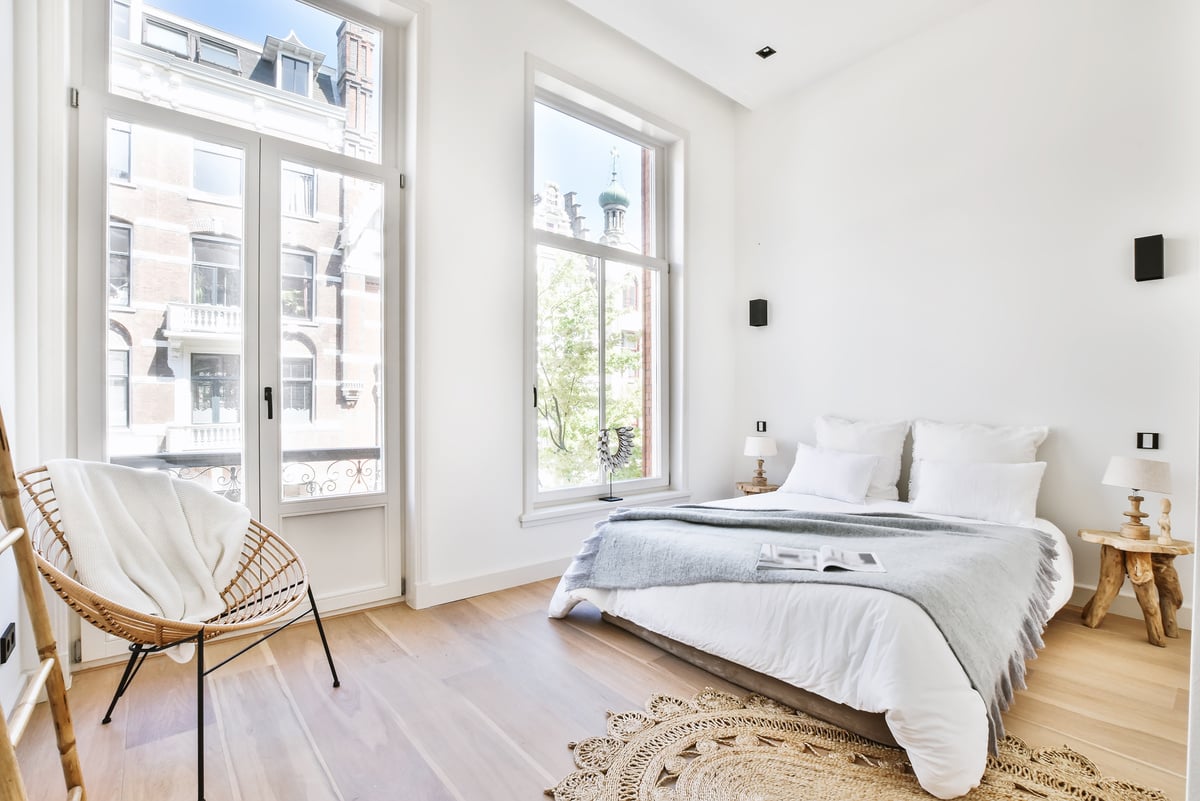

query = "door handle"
[264,387,274,420]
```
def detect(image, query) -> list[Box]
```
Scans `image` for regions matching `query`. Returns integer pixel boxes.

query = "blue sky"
[151,0,346,59]
[534,103,647,250]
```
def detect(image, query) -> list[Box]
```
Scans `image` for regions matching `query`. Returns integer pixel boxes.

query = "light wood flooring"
[15,578,1191,800]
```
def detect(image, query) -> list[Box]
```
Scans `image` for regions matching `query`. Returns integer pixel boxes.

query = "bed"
[548,490,1074,799]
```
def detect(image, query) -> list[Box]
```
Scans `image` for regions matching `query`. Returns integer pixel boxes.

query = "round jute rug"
[545,688,1168,801]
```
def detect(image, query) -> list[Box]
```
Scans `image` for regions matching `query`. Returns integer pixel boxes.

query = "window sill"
[519,488,690,528]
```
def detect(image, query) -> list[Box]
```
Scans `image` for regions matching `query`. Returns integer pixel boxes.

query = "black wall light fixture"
[1134,234,1164,281]
[749,299,768,327]
[756,46,776,59]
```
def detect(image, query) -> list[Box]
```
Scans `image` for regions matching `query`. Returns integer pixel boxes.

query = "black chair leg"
[102,643,145,724]
[197,629,205,801]
[307,586,340,688]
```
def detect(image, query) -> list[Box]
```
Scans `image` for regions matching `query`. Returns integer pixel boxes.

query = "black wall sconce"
[1135,234,1163,281]
[749,299,768,327]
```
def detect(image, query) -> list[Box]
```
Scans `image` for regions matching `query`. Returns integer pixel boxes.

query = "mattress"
[548,492,1074,799]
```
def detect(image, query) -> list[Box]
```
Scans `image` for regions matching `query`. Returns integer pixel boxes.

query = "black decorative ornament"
[598,426,636,502]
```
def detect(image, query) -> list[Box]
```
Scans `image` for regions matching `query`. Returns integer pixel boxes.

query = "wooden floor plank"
[13,583,1191,800]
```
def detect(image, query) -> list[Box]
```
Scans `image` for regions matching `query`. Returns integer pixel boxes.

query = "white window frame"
[282,163,317,218]
[142,17,189,58]
[107,220,132,307]
[277,53,313,99]
[280,247,316,320]
[191,140,244,200]
[108,122,131,183]
[522,62,687,523]
[197,38,241,73]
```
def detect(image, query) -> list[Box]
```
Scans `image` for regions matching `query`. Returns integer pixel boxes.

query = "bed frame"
[603,612,899,748]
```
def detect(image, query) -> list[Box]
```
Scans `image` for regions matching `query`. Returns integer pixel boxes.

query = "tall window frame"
[107,221,132,306]
[524,72,679,517]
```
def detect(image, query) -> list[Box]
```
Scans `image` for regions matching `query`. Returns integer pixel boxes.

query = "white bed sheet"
[548,493,1074,799]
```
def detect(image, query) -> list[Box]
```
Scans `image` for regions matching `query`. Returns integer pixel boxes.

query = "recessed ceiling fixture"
[756,46,777,59]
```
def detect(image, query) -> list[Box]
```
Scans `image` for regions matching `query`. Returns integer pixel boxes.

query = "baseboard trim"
[1069,584,1192,631]
[407,557,572,609]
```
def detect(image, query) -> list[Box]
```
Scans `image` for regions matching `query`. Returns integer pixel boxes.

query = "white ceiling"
[564,0,985,109]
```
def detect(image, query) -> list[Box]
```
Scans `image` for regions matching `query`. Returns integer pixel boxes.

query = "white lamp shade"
[744,436,777,458]
[1102,456,1171,494]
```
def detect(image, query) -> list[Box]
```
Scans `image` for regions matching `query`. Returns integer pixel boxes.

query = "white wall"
[0,0,23,714]
[406,0,739,605]
[734,0,1199,622]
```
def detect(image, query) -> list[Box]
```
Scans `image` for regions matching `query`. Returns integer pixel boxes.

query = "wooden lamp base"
[1120,494,1151,540]
[752,458,767,486]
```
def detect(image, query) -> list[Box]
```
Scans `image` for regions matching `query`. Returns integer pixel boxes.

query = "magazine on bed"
[757,543,886,573]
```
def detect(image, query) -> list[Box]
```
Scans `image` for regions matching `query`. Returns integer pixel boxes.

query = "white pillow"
[778,443,878,504]
[911,460,1046,526]
[909,419,1048,499]
[814,416,909,501]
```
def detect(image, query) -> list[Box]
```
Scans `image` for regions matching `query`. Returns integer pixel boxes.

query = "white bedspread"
[548,493,1073,799]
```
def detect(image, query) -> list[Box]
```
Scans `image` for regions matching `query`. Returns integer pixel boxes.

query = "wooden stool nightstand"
[1077,529,1194,647]
[736,482,779,495]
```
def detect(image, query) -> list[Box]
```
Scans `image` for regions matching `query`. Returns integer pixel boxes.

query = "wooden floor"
[15,578,1191,800]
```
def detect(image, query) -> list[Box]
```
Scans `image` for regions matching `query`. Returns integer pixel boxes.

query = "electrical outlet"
[756,421,767,433]
[0,622,14,665]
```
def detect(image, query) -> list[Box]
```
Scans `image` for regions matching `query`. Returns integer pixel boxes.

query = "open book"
[757,543,885,573]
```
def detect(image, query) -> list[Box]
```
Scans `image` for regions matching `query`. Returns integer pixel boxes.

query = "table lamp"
[1102,456,1171,540]
[744,436,777,486]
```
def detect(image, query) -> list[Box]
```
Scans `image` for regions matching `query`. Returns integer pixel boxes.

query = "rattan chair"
[17,465,340,801]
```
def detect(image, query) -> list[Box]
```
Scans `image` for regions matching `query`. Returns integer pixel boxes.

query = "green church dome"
[599,175,629,209]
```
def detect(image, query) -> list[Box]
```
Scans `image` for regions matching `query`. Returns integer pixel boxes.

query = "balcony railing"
[166,423,241,452]
[112,447,383,502]
[166,303,242,335]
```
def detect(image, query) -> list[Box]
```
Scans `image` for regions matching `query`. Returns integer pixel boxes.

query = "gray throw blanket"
[560,506,1059,750]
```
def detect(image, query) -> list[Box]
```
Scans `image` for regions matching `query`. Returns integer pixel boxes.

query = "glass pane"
[533,102,656,257]
[193,145,242,197]
[110,0,383,163]
[535,244,602,490]
[144,18,189,56]
[279,165,384,499]
[108,224,131,305]
[198,39,240,71]
[106,118,245,501]
[604,262,660,481]
[108,125,131,182]
[107,350,130,427]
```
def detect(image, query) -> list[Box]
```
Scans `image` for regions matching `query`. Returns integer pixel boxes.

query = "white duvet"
[548,492,1074,799]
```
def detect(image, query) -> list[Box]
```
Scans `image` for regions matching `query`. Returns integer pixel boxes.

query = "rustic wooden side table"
[1077,529,1194,647]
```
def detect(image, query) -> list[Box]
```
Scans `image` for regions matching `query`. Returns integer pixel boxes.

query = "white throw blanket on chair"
[46,459,250,662]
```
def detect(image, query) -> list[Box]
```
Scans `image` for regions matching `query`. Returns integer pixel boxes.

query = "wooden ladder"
[0,407,86,801]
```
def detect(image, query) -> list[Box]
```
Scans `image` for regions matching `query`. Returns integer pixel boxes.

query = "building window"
[143,18,189,57]
[192,236,241,307]
[198,39,240,72]
[529,86,670,505]
[111,0,131,41]
[192,142,242,198]
[108,223,131,306]
[279,54,310,97]
[108,124,131,182]
[107,348,130,428]
[281,356,314,423]
[281,250,315,319]
[282,164,315,217]
[191,354,240,424]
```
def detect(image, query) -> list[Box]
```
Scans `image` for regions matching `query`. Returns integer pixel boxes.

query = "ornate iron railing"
[112,446,382,501]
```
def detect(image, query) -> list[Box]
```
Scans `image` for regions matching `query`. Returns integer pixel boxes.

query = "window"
[108,124,131,182]
[192,237,241,307]
[279,54,310,97]
[111,0,130,41]
[108,223,131,306]
[143,18,189,57]
[191,354,240,424]
[107,348,130,427]
[198,39,240,72]
[281,250,315,319]
[193,142,242,198]
[282,164,315,217]
[281,356,314,423]
[528,87,671,506]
